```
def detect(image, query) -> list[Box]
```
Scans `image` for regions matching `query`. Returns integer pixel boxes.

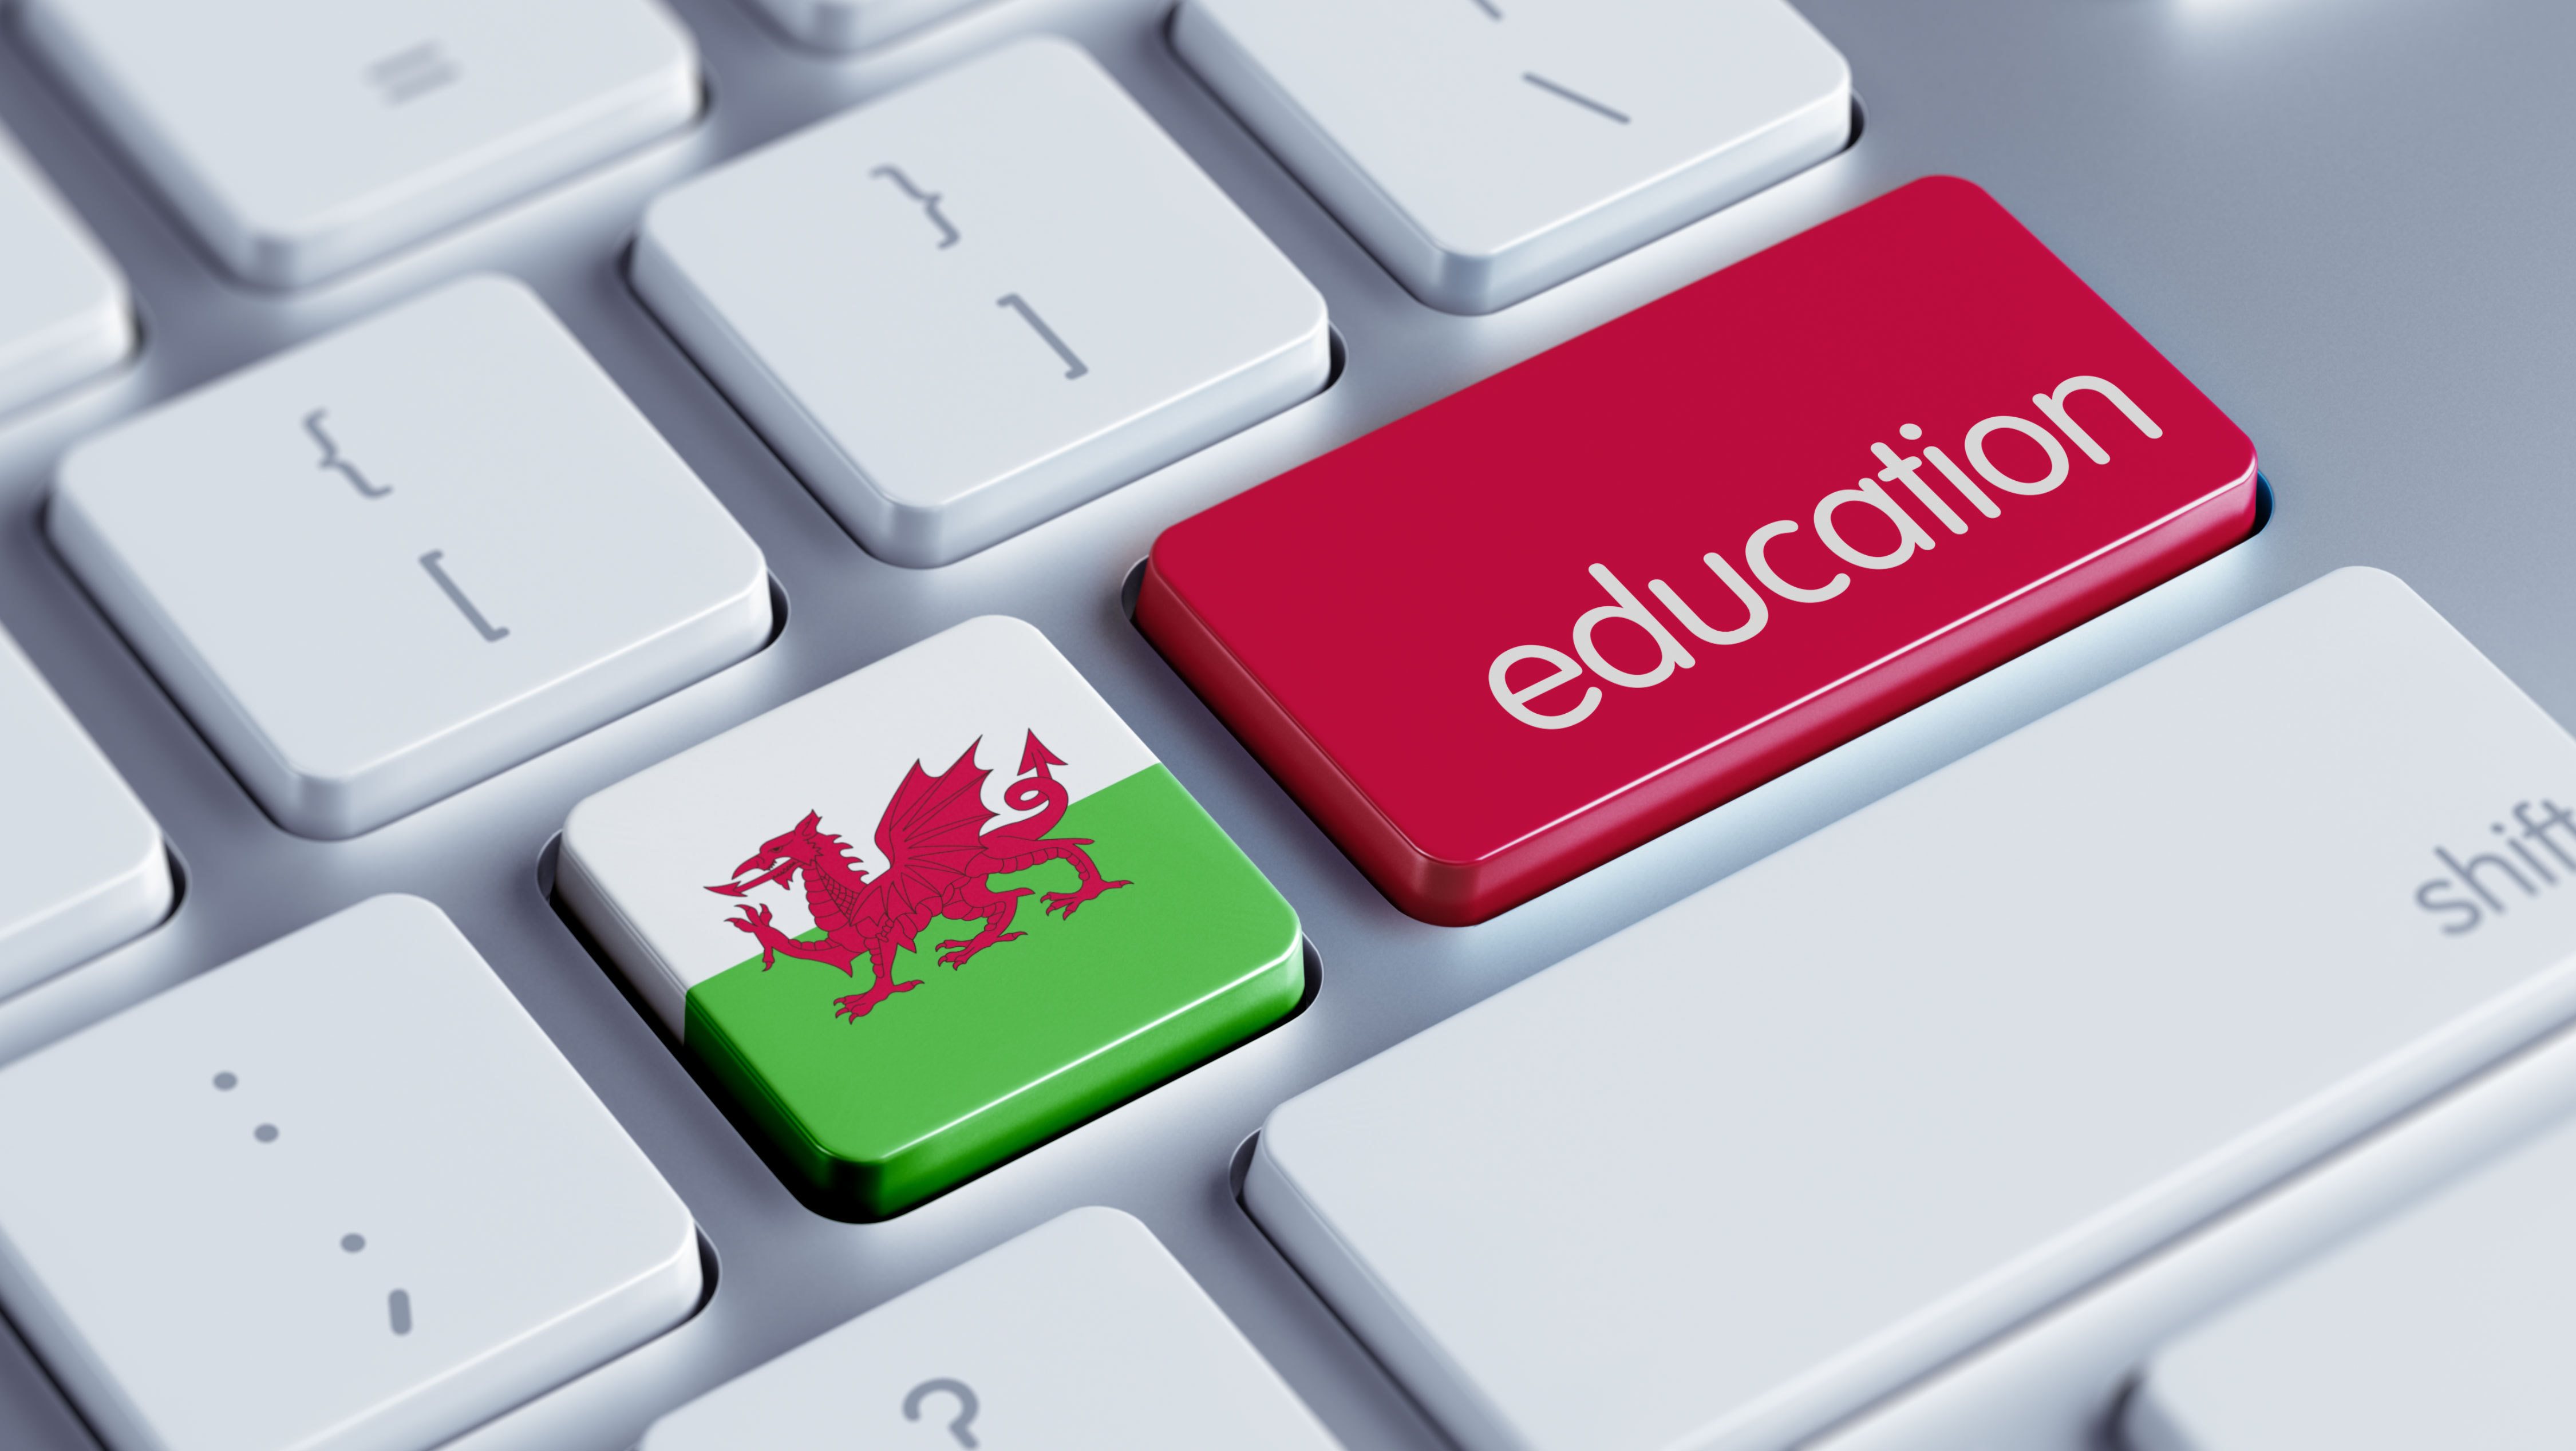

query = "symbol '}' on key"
[871,165,961,249]
[368,42,459,105]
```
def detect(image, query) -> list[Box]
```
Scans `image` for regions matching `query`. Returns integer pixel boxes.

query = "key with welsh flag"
[561,616,1304,1219]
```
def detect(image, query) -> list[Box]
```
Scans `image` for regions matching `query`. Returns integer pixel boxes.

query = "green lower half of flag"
[682,764,1301,1219]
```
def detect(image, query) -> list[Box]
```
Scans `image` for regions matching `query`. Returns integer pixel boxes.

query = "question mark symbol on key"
[904,1378,981,1448]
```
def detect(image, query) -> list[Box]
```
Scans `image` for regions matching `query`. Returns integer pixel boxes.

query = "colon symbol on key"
[903,1378,981,1447]
[216,1071,416,1338]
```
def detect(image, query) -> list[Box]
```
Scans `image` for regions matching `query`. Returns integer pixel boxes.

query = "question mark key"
[641,1208,1341,1450]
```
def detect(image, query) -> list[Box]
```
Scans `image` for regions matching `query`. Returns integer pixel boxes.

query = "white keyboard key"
[635,37,1329,567]
[739,0,980,53]
[1175,0,1852,314]
[0,128,131,420]
[0,623,169,998]
[21,0,699,287]
[641,1207,1340,1451]
[50,275,771,839]
[2125,1105,2576,1451]
[1247,568,2576,1451]
[0,895,702,1451]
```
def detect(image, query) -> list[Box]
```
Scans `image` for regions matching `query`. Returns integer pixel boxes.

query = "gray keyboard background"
[1,0,2563,1446]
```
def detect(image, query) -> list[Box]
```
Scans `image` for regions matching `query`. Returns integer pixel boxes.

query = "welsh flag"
[562,616,1302,1219]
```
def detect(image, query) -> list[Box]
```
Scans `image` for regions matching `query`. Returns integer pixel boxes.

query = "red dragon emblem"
[706,732,1131,1021]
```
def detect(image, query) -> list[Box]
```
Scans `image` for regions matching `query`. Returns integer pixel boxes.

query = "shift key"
[1246,568,2576,1451]
[1140,176,2261,924]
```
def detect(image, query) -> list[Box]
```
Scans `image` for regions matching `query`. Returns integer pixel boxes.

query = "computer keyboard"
[4,2,2575,1450]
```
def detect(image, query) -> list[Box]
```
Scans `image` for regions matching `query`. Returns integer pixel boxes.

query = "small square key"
[1175,0,1853,313]
[0,126,131,420]
[0,622,170,998]
[50,274,772,840]
[0,895,702,1451]
[634,37,1330,567]
[561,616,1303,1219]
[738,0,981,53]
[642,1208,1341,1450]
[20,0,700,287]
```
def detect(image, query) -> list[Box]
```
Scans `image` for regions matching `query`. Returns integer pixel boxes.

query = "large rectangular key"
[1246,568,2576,1451]
[1141,177,2259,924]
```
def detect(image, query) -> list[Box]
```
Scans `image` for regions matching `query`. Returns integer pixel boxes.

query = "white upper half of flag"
[563,616,1157,1017]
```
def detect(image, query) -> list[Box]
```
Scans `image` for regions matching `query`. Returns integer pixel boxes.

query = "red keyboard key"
[1139,176,2259,926]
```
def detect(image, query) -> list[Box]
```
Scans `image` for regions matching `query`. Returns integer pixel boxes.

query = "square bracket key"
[561,616,1305,1219]
[634,37,1331,568]
[1176,0,1854,313]
[49,275,773,840]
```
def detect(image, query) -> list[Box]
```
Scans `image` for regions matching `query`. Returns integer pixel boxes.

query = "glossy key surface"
[635,36,1329,567]
[1141,176,2259,924]
[1175,0,1852,313]
[1246,568,2576,1451]
[49,275,772,840]
[19,0,700,287]
[561,616,1303,1219]
[0,895,702,1451]
[2124,1096,2576,1451]
[641,1207,1341,1450]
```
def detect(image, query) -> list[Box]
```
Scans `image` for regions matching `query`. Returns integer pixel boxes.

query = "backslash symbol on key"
[1522,72,1631,125]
